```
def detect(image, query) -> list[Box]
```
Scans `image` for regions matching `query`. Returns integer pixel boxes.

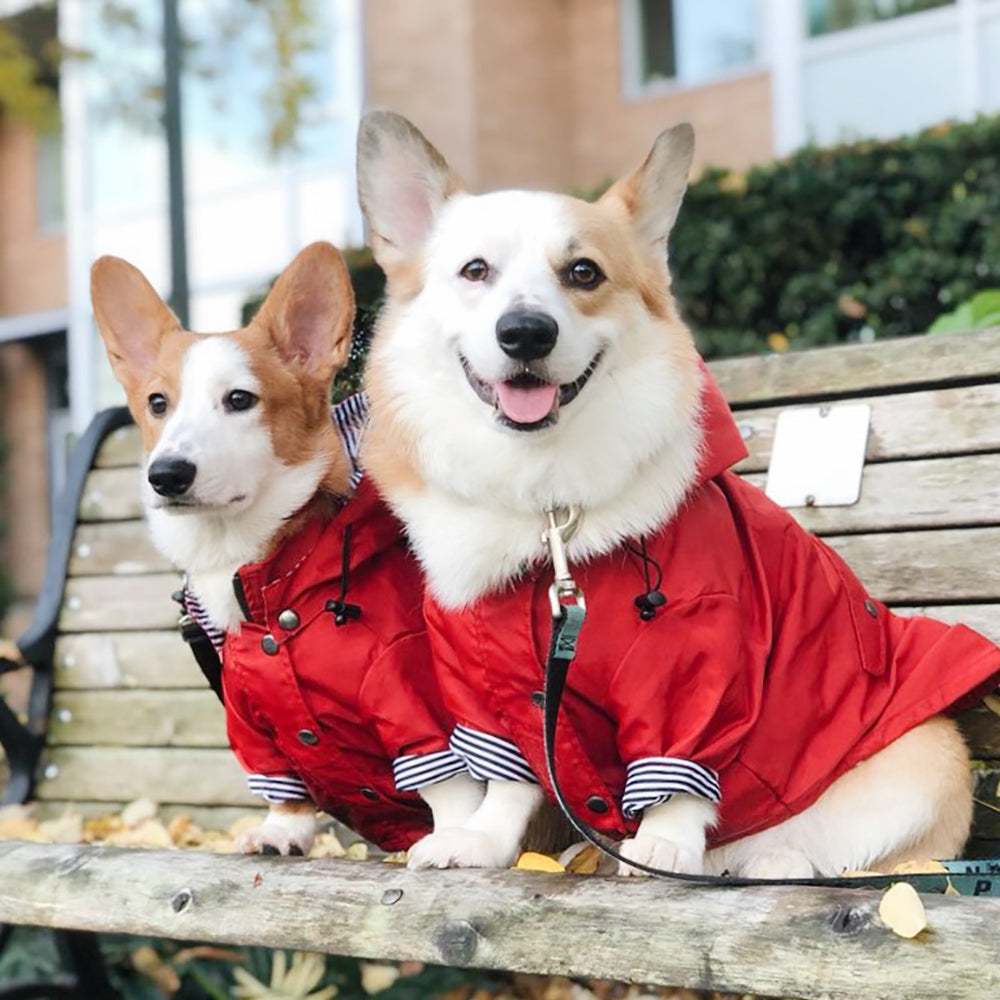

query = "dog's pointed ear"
[356,110,463,274]
[90,256,179,389]
[600,123,695,255]
[255,241,355,382]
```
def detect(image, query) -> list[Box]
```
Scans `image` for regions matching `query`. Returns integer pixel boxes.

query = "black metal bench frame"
[0,407,132,999]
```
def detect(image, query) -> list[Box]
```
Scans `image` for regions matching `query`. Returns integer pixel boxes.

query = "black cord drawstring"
[325,523,362,625]
[625,536,666,620]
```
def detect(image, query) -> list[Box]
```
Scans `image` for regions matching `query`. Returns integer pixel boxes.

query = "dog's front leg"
[618,793,715,876]
[417,771,487,826]
[238,799,318,856]
[408,779,545,869]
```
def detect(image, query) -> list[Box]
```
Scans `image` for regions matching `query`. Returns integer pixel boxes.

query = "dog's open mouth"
[460,353,602,431]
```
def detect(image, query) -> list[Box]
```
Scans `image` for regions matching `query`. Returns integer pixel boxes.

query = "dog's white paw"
[739,849,814,880]
[238,821,314,857]
[407,828,517,869]
[617,834,704,877]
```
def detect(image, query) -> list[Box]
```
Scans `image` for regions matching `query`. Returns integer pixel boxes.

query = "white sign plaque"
[764,404,871,508]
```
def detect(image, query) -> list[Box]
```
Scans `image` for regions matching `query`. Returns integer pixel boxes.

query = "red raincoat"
[427,372,1000,846]
[222,478,460,851]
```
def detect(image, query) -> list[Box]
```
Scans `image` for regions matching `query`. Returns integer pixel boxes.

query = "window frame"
[619,0,768,100]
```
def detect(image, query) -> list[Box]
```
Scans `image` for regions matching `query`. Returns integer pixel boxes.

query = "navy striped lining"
[247,773,311,803]
[621,756,721,818]
[449,725,538,784]
[332,391,369,489]
[393,749,468,791]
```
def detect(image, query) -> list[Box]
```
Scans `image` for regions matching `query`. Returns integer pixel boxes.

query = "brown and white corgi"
[91,242,482,858]
[354,112,1000,877]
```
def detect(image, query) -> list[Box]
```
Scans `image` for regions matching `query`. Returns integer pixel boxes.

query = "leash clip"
[543,506,586,617]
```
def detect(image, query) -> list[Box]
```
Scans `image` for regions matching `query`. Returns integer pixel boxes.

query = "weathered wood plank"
[894,604,1000,646]
[746,453,1000,534]
[733,382,1000,473]
[69,520,170,576]
[826,528,1000,603]
[708,327,1000,406]
[95,424,141,468]
[49,691,226,748]
[78,467,143,522]
[54,632,200,688]
[34,747,254,807]
[59,573,182,633]
[0,842,998,1000]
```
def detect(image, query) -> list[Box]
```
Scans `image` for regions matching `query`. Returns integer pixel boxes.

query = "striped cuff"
[393,749,468,791]
[449,725,538,784]
[621,756,721,818]
[247,773,310,803]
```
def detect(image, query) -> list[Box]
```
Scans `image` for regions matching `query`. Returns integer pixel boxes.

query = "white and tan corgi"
[354,111,1000,877]
[91,242,483,858]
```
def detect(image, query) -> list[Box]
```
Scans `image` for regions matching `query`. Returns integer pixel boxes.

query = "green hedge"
[671,115,1000,357]
[246,115,1000,371]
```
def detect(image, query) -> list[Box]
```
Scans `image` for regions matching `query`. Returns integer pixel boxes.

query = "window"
[806,0,955,37]
[632,0,760,90]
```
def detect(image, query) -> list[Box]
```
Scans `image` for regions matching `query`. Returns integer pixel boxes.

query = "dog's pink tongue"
[495,381,558,424]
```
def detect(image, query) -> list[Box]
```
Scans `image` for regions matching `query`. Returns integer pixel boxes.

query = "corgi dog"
[91,242,483,858]
[354,111,1000,877]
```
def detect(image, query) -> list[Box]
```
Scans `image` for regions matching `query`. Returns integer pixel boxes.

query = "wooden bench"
[2,330,1000,1000]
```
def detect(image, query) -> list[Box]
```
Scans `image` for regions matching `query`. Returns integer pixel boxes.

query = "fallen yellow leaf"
[310,832,346,859]
[561,845,603,875]
[515,852,566,873]
[120,797,158,827]
[891,859,948,875]
[346,841,369,861]
[878,882,928,939]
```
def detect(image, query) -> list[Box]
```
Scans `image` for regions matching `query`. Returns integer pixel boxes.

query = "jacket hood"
[695,359,747,486]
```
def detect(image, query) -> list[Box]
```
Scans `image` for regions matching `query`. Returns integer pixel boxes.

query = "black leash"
[539,509,1000,896]
[173,589,224,703]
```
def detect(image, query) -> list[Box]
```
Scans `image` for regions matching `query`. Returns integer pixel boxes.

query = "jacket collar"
[694,358,747,486]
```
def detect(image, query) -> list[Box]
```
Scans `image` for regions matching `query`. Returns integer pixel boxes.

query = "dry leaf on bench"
[120,797,158,827]
[878,882,928,938]
[515,852,566,873]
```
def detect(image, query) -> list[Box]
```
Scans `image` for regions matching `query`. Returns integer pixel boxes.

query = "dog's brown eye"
[224,389,258,413]
[148,393,168,417]
[564,258,605,290]
[460,258,490,282]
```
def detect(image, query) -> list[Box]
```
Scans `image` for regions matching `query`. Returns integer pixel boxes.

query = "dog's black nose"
[496,310,558,361]
[148,457,197,498]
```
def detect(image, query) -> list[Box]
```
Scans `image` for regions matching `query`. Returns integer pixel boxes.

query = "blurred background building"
[0,0,996,629]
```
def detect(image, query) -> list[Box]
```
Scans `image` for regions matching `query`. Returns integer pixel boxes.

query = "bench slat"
[2,842,999,1000]
[894,604,1000,646]
[69,520,170,576]
[744,453,1000,534]
[94,424,141,468]
[78,467,143,522]
[54,632,200,688]
[734,382,1000,473]
[59,574,181,632]
[708,328,1000,406]
[826,528,1000,602]
[49,690,226,748]
[34,747,256,807]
